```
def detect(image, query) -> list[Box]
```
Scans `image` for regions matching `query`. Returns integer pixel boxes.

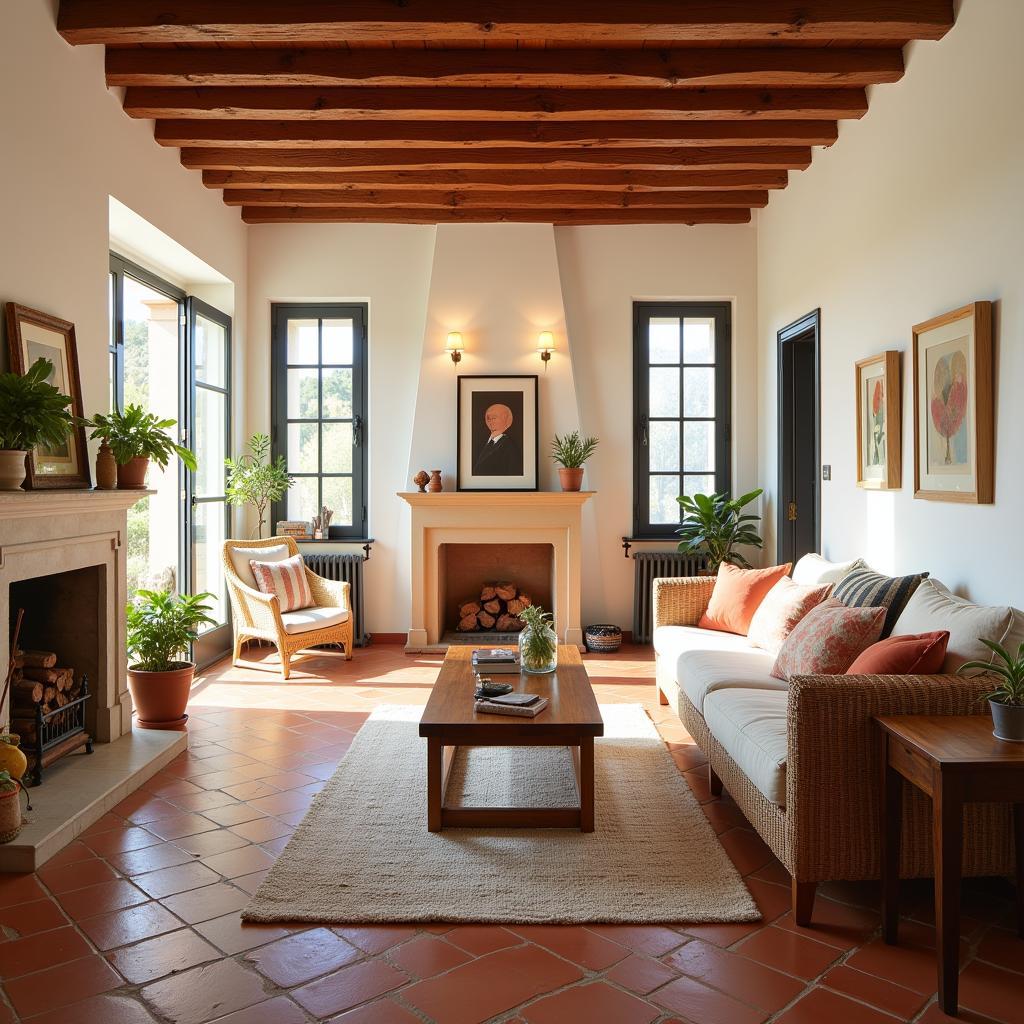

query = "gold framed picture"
[912,301,993,503]
[855,350,901,490]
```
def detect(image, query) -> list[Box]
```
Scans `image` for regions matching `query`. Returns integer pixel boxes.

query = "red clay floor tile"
[193,912,294,955]
[511,924,630,970]
[822,964,929,1020]
[386,933,472,978]
[107,927,220,984]
[958,959,1024,1024]
[0,896,68,939]
[54,877,149,920]
[204,996,309,1024]
[245,927,362,988]
[290,958,409,1019]
[330,999,425,1024]
[132,861,222,899]
[0,923,93,978]
[444,925,521,956]
[605,953,681,995]
[333,924,418,954]
[3,955,123,1018]
[158,881,250,924]
[140,959,267,1024]
[24,991,160,1024]
[587,923,688,958]
[774,986,904,1024]
[650,973,767,1024]
[78,901,184,951]
[735,923,846,979]
[522,980,660,1024]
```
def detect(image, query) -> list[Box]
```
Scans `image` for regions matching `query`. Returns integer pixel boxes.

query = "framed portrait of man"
[456,375,538,491]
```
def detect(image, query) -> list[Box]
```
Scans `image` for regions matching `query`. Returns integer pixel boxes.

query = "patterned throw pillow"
[832,568,929,639]
[249,553,313,612]
[771,598,886,681]
[747,577,833,655]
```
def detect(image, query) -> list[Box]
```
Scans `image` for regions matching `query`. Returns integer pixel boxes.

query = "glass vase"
[519,623,558,674]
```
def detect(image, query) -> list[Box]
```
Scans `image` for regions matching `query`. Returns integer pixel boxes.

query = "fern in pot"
[519,604,558,674]
[126,589,215,728]
[550,432,599,492]
[958,640,1024,742]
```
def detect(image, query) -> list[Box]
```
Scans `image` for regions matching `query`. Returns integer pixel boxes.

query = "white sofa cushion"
[228,543,290,591]
[280,606,350,635]
[792,553,866,586]
[703,688,789,808]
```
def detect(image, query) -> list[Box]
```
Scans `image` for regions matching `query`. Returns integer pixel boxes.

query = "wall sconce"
[537,331,555,370]
[445,331,464,365]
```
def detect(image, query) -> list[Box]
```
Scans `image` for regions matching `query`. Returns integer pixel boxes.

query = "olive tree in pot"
[0,358,75,491]
[959,640,1024,742]
[676,489,764,572]
[126,590,215,728]
[550,431,599,492]
[225,433,294,538]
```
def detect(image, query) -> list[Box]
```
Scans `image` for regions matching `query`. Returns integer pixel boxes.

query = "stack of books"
[471,648,520,675]
[276,521,312,541]
[474,693,549,718]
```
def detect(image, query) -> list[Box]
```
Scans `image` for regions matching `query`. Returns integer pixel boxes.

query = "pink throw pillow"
[771,598,886,681]
[846,631,950,675]
[250,553,313,612]
[747,577,833,655]
[698,562,792,636]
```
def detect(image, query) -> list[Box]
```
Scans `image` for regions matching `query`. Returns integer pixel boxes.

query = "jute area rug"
[243,704,759,925]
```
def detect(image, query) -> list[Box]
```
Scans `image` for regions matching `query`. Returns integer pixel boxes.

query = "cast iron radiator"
[301,553,369,647]
[632,551,706,644]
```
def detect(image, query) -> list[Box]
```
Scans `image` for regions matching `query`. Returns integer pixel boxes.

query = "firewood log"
[11,719,36,744]
[483,599,501,615]
[458,601,481,618]
[506,597,527,616]
[479,585,497,602]
[12,655,25,669]
[19,650,57,669]
[54,671,71,693]
[477,611,496,629]
[517,593,532,609]
[496,614,524,633]
[21,667,60,684]
[43,685,57,704]
[458,613,479,631]
[12,681,44,704]
[494,583,517,602]
[55,692,69,708]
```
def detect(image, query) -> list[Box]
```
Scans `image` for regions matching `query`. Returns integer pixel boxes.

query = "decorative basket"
[584,624,623,653]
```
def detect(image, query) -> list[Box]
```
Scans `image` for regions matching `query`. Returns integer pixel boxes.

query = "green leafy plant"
[519,604,557,671]
[127,589,216,673]
[550,431,599,469]
[676,489,764,571]
[958,639,1024,706]
[225,434,294,539]
[0,770,15,793]
[0,358,75,452]
[81,404,196,470]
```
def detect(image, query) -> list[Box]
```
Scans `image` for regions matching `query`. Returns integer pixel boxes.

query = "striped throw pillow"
[250,554,313,612]
[832,568,929,639]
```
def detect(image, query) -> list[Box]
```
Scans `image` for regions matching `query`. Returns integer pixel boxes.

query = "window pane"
[322,422,353,473]
[683,421,715,472]
[649,476,680,525]
[193,501,228,630]
[649,368,679,417]
[287,319,318,363]
[649,421,679,472]
[287,477,319,522]
[194,314,226,387]
[287,368,319,419]
[287,422,318,474]
[683,474,716,499]
[684,367,715,418]
[323,476,354,528]
[322,367,352,419]
[322,319,354,364]
[649,318,680,364]
[194,388,226,498]
[683,318,715,363]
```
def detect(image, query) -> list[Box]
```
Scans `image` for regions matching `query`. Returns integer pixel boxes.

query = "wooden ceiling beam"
[58,1,954,45]
[201,168,790,191]
[181,146,812,171]
[105,46,904,90]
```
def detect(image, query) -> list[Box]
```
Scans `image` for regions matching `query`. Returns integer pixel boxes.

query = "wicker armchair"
[223,537,354,680]
[652,576,1013,925]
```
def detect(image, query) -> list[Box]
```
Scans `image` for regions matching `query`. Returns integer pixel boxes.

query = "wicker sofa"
[653,574,1015,925]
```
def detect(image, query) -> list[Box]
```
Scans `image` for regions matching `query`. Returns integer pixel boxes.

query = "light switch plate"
[822,465,832,481]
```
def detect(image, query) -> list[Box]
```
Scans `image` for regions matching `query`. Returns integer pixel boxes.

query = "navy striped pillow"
[832,569,929,639]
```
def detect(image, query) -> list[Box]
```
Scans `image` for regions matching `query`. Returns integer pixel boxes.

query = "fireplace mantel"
[0,488,155,521]
[398,490,593,652]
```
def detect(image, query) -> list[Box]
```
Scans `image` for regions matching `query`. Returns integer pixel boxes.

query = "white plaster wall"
[756,0,1024,605]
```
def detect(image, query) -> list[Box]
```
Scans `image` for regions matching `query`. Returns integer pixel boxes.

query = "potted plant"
[676,489,764,572]
[959,640,1024,742]
[81,404,196,489]
[519,604,558,674]
[0,770,22,844]
[226,433,294,538]
[550,431,599,492]
[126,589,215,728]
[0,358,75,490]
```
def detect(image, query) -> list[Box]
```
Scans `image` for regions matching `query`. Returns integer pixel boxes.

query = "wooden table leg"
[427,737,443,832]
[579,737,594,833]
[933,769,963,1015]
[1014,803,1024,939]
[882,737,903,944]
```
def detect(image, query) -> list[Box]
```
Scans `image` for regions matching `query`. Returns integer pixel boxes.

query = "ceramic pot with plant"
[0,358,75,491]
[676,489,764,573]
[81,404,196,490]
[551,431,599,492]
[958,639,1024,742]
[0,735,28,783]
[225,433,294,539]
[519,604,558,674]
[126,589,215,728]
[0,771,22,843]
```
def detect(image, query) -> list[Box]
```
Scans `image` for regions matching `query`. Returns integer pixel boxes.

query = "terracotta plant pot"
[558,467,585,492]
[0,785,21,844]
[0,450,28,491]
[117,455,150,490]
[127,662,195,729]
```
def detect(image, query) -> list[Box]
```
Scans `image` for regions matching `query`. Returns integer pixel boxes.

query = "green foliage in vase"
[519,604,556,670]
[225,433,294,539]
[127,589,216,672]
[958,639,1024,706]
[676,489,764,571]
[81,404,197,470]
[0,358,75,452]
[550,431,599,469]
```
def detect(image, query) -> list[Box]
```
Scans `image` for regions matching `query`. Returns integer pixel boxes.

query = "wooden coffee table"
[418,645,604,832]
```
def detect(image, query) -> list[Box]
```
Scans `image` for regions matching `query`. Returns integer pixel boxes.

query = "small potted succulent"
[959,640,1024,742]
[518,604,558,674]
[81,404,196,489]
[126,589,215,728]
[676,489,764,572]
[0,358,75,491]
[550,431,599,492]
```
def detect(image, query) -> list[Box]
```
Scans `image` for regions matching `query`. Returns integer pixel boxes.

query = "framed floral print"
[912,301,993,503]
[456,375,538,491]
[855,351,901,489]
[4,303,91,489]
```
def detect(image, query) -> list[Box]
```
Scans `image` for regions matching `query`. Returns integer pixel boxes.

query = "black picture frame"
[456,375,539,491]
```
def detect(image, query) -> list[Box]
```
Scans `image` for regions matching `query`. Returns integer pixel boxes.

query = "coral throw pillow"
[250,554,313,612]
[747,577,833,655]
[846,631,950,675]
[698,562,792,636]
[771,598,886,681]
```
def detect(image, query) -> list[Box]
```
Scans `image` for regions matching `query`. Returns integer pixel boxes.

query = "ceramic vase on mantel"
[0,450,28,491]
[95,440,117,490]
[428,470,443,493]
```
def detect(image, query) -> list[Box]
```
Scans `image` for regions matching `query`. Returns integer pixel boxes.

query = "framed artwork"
[4,303,91,489]
[457,375,538,491]
[912,301,993,503]
[855,350,901,489]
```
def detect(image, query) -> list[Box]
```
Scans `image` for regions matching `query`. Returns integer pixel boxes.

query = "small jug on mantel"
[95,440,117,490]
[428,470,443,493]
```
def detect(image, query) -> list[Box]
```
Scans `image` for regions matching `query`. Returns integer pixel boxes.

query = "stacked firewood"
[456,582,531,633]
[8,649,82,743]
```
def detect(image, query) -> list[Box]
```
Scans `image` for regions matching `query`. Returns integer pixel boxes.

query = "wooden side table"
[875,714,1024,1016]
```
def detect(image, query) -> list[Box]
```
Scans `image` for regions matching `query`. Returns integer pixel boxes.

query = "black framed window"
[633,302,732,538]
[271,303,368,539]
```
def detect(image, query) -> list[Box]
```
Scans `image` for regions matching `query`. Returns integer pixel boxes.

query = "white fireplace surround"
[399,491,593,652]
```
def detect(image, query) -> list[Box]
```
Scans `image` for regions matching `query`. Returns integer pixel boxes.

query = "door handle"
[352,415,363,447]
[788,501,798,522]
[639,415,648,447]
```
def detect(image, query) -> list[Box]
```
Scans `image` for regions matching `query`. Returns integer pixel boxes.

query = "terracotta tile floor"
[1,644,1021,1023]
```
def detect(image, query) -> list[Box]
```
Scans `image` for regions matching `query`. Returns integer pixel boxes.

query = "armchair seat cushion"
[280,606,350,635]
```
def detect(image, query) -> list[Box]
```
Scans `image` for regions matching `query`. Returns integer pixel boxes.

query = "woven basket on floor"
[584,624,623,653]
